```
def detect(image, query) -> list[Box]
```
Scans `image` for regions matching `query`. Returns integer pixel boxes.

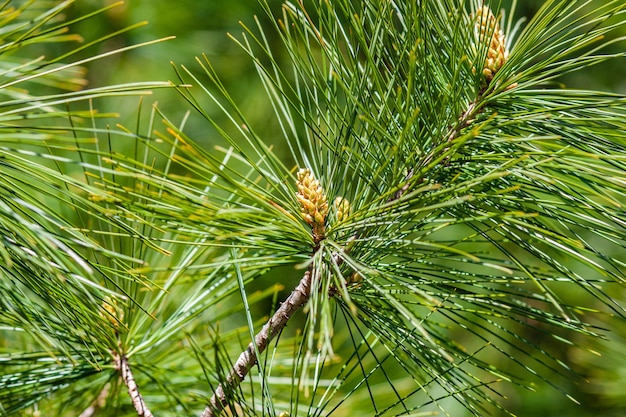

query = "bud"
[333,196,351,223]
[100,296,124,331]
[473,6,509,82]
[296,168,328,241]
[347,271,363,287]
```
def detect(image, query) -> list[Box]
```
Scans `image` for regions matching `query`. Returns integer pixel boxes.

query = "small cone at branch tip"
[472,6,509,82]
[296,168,328,240]
[100,296,124,329]
[346,271,364,290]
[333,196,351,223]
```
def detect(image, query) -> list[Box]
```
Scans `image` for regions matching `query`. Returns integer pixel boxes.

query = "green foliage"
[1,1,625,417]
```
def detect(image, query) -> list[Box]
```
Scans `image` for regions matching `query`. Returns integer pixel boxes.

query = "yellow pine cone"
[296,168,328,240]
[333,197,351,223]
[473,6,509,82]
[100,296,124,330]
[347,271,363,287]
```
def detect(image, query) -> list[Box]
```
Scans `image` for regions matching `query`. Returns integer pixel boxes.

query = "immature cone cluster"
[296,168,329,241]
[333,197,351,223]
[347,271,363,287]
[100,296,124,331]
[474,6,509,82]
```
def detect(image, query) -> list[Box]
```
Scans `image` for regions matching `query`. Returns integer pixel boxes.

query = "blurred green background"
[48,1,626,416]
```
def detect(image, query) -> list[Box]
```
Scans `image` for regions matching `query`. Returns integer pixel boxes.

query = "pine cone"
[100,296,124,331]
[296,168,329,241]
[333,196,351,223]
[474,6,509,82]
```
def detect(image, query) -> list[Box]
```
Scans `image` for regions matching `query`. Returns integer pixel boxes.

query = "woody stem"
[115,353,154,417]
[201,269,313,417]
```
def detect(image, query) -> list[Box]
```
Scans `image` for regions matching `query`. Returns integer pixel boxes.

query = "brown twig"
[202,269,313,417]
[114,352,154,417]
[448,100,480,142]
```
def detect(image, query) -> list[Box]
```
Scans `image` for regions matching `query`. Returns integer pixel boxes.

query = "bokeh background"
[48,1,626,416]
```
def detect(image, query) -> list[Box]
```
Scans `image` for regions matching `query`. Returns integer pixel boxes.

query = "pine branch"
[4,1,624,416]
[202,269,313,417]
[202,84,491,413]
[114,353,154,417]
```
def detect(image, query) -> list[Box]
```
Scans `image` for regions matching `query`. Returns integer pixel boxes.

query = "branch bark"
[201,269,313,417]
[114,352,154,417]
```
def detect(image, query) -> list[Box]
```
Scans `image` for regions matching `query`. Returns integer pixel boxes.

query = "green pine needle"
[1,1,625,416]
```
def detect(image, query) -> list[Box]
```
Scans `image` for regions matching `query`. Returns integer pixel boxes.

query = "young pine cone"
[333,197,351,223]
[100,296,124,332]
[473,6,509,82]
[296,168,329,241]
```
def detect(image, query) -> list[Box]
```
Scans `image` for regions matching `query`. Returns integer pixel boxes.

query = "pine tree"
[1,1,625,417]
